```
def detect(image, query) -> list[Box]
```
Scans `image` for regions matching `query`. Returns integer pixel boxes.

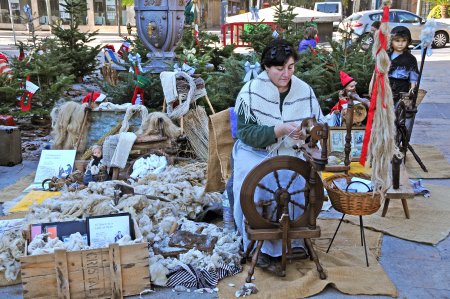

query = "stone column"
[30,0,39,30]
[87,0,95,30]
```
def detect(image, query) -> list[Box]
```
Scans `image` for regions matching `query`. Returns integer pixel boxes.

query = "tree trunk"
[441,5,448,19]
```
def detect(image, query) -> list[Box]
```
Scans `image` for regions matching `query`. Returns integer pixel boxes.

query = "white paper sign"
[88,214,131,247]
[34,150,77,183]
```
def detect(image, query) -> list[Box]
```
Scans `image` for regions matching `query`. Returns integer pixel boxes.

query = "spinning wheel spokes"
[257,183,275,194]
[289,185,309,196]
[273,170,282,189]
[285,172,299,190]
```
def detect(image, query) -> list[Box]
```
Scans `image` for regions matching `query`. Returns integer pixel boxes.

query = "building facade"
[0,0,435,32]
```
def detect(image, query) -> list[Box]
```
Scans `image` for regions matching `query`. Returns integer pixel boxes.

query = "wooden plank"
[119,243,149,264]
[135,135,168,143]
[109,244,123,299]
[0,271,21,287]
[121,266,151,296]
[21,254,56,278]
[66,248,109,272]
[54,249,70,299]
[65,270,111,299]
[22,274,58,298]
[81,248,108,298]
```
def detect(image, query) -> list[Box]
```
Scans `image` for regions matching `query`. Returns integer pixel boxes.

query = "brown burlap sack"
[205,108,235,193]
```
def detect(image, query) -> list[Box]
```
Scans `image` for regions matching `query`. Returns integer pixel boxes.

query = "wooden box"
[20,243,150,299]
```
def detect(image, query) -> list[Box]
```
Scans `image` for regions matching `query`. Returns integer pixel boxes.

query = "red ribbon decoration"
[359,5,390,166]
[131,86,145,105]
[130,63,144,105]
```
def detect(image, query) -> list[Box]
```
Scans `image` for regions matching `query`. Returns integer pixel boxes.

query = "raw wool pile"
[0,162,242,286]
[136,112,182,139]
[50,101,89,153]
[148,218,242,287]
[0,221,26,281]
[27,232,141,256]
[119,104,149,133]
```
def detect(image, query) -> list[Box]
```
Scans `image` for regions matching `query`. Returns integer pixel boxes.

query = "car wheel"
[358,33,374,51]
[432,31,448,48]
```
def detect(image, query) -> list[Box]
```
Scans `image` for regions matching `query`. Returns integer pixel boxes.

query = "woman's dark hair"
[391,26,412,44]
[261,39,298,69]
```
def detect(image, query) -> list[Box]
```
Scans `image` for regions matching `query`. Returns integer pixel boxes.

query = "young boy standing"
[388,26,419,104]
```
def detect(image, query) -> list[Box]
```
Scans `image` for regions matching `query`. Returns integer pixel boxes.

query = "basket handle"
[345,180,372,192]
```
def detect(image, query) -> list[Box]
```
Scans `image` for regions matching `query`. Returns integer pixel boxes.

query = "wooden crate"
[20,243,150,299]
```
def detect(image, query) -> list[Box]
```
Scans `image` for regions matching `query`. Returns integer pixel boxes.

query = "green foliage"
[240,4,303,53]
[294,38,374,114]
[204,55,246,111]
[429,0,450,5]
[6,38,76,116]
[51,0,101,80]
[174,26,237,73]
[428,4,449,18]
[121,0,134,6]
[240,23,273,54]
[0,75,21,111]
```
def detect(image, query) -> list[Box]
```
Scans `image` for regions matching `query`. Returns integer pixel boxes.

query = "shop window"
[0,0,10,23]
[94,0,118,25]
[36,0,87,25]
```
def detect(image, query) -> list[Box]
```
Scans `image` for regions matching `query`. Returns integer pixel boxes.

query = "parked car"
[314,1,343,29]
[339,9,450,48]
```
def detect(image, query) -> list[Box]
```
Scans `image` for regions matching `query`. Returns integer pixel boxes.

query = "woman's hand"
[274,122,304,139]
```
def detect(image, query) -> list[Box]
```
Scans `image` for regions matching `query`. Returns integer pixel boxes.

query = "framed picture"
[87,213,134,247]
[31,220,88,245]
[328,127,366,161]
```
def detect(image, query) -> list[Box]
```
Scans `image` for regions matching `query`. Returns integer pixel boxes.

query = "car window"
[316,3,339,13]
[369,13,382,21]
[397,12,420,24]
[369,12,395,21]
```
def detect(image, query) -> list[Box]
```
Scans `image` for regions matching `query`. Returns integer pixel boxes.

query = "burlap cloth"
[405,144,450,179]
[0,172,35,203]
[205,108,235,193]
[218,219,397,298]
[344,184,450,245]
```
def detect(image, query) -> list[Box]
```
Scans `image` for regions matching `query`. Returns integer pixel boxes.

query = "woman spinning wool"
[232,39,325,269]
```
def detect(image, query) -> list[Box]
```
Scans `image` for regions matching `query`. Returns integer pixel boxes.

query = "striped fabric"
[166,263,242,288]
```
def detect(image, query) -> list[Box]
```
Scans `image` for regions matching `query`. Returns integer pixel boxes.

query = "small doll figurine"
[388,26,419,104]
[83,145,108,185]
[325,71,370,127]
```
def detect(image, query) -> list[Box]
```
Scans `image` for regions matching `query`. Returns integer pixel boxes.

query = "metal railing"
[221,22,276,47]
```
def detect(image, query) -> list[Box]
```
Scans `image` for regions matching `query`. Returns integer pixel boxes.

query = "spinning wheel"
[240,120,329,282]
[241,156,324,230]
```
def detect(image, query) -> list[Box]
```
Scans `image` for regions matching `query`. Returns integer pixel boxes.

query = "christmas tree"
[51,0,101,82]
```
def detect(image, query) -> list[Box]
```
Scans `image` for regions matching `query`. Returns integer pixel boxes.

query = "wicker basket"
[323,173,381,216]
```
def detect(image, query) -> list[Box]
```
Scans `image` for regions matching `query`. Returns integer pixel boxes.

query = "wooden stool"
[383,164,414,219]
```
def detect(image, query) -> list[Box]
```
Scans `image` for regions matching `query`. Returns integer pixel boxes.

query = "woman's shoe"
[256,253,271,268]
[289,247,308,260]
